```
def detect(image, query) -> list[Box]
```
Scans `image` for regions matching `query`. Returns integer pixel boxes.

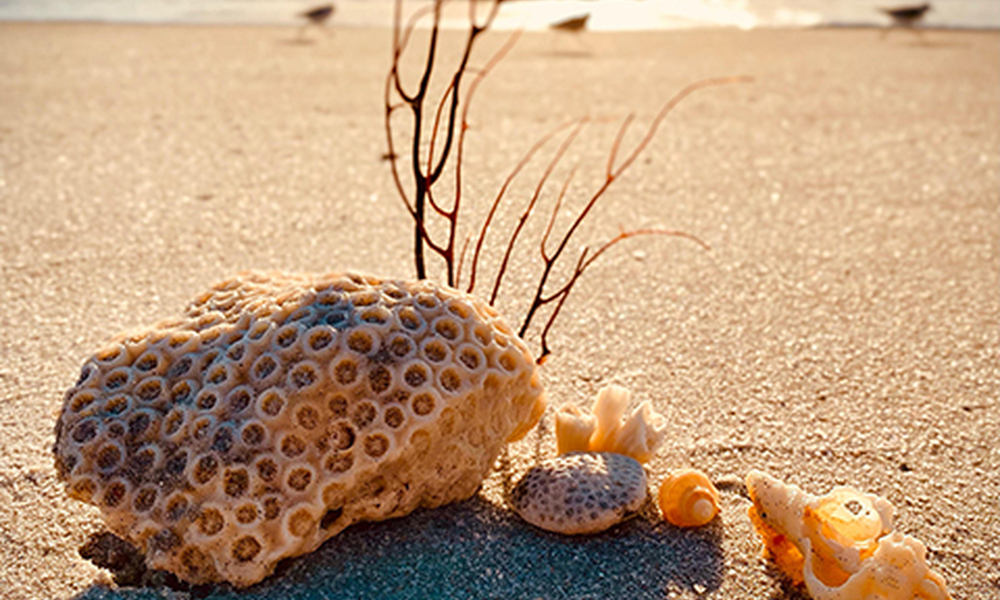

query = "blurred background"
[0,0,997,30]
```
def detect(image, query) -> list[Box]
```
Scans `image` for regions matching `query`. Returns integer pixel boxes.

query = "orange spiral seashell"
[658,468,720,528]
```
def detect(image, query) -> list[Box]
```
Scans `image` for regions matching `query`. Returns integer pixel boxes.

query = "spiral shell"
[745,470,952,600]
[657,468,720,528]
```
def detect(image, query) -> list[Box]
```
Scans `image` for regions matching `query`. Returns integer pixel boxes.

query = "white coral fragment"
[745,470,952,600]
[554,384,665,464]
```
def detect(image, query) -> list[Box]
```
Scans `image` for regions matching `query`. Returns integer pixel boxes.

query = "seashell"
[657,468,720,528]
[745,470,952,600]
[554,384,665,464]
[508,452,647,535]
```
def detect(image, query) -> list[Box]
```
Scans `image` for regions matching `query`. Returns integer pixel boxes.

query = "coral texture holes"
[227,387,253,414]
[96,345,124,364]
[364,434,389,459]
[415,293,439,310]
[334,358,358,386]
[132,445,160,475]
[360,307,390,326]
[106,420,126,438]
[194,454,219,485]
[498,350,519,373]
[473,324,492,346]
[281,434,306,458]
[255,457,278,483]
[206,364,229,386]
[70,477,97,502]
[232,536,262,562]
[387,335,415,359]
[439,368,462,393]
[328,395,348,419]
[397,307,424,332]
[103,395,130,415]
[170,380,196,404]
[458,346,484,372]
[258,390,285,418]
[296,406,320,430]
[263,497,281,520]
[324,452,353,474]
[96,444,122,470]
[306,327,335,352]
[287,468,313,491]
[226,342,246,363]
[346,330,374,355]
[163,409,186,437]
[251,355,279,384]
[352,403,377,429]
[198,508,224,536]
[212,426,235,454]
[103,481,127,508]
[70,390,97,413]
[224,469,249,498]
[196,390,219,412]
[404,363,429,388]
[134,487,157,513]
[135,351,160,373]
[72,419,99,444]
[167,356,194,379]
[412,393,436,416]
[368,365,392,395]
[235,504,259,525]
[385,407,405,429]
[445,300,472,319]
[103,368,132,392]
[327,421,356,451]
[289,362,320,390]
[422,340,448,364]
[288,509,315,538]
[434,317,462,341]
[275,324,300,350]
[165,494,190,522]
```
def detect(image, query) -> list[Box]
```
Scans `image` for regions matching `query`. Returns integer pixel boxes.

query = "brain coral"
[53,271,546,586]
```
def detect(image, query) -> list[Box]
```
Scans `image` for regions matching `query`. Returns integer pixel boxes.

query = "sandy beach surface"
[0,20,997,600]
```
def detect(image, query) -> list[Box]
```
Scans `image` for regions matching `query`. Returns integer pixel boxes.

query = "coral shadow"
[70,496,725,600]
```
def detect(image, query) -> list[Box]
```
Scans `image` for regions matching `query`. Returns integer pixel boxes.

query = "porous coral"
[745,470,952,600]
[554,384,665,463]
[508,452,648,535]
[54,271,546,586]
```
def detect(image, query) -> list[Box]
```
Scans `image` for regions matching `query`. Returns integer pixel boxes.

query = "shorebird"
[297,3,335,41]
[550,13,590,33]
[880,3,931,38]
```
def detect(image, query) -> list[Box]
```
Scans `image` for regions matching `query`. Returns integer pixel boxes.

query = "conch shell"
[658,468,720,528]
[554,385,665,463]
[745,470,952,600]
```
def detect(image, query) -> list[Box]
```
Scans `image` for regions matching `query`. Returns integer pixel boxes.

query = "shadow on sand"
[70,496,726,599]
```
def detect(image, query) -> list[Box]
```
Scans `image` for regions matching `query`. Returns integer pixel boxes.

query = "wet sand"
[0,21,997,600]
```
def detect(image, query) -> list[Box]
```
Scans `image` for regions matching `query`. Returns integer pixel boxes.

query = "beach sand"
[0,20,997,600]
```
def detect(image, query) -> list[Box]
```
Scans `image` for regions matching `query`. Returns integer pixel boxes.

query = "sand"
[0,19,997,600]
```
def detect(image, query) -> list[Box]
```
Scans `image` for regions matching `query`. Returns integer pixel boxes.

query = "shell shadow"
[70,495,725,600]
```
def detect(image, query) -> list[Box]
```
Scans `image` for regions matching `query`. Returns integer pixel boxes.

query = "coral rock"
[54,271,546,586]
[657,468,720,528]
[746,470,952,600]
[509,452,647,535]
[554,385,665,464]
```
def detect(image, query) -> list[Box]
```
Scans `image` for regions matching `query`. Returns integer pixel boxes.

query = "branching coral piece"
[554,385,665,464]
[54,271,546,586]
[745,470,952,600]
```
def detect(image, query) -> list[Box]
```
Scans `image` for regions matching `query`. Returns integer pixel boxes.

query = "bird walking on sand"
[550,13,590,33]
[879,3,931,39]
[297,3,335,41]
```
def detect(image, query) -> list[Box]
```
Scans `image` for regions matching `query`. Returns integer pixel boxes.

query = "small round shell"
[657,468,720,528]
[509,452,647,535]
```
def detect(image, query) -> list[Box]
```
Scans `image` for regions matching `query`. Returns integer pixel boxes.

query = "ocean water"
[0,0,996,30]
